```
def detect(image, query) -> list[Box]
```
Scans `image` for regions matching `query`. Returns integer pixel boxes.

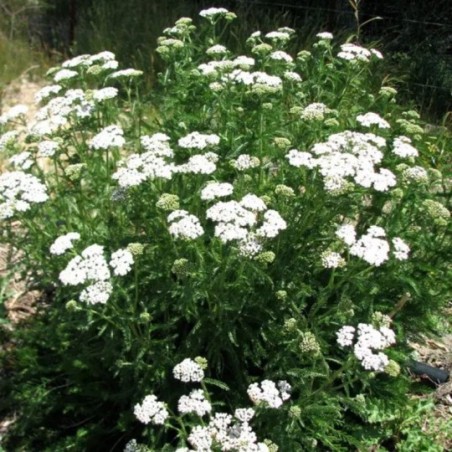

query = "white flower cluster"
[59,51,119,72]
[178,132,220,150]
[108,68,143,79]
[300,102,331,121]
[168,210,204,240]
[0,104,28,125]
[206,194,286,256]
[206,44,228,56]
[199,7,230,18]
[173,358,205,382]
[89,125,125,150]
[30,88,95,136]
[200,182,234,201]
[134,394,169,425]
[337,43,383,62]
[265,30,292,42]
[9,151,33,170]
[336,323,396,372]
[113,132,220,188]
[50,232,81,255]
[356,112,390,129]
[53,69,78,82]
[402,165,428,183]
[113,133,174,188]
[286,131,397,192]
[34,84,62,103]
[247,379,291,408]
[92,87,118,102]
[109,248,134,276]
[321,250,346,268]
[231,154,260,171]
[59,244,134,304]
[336,224,410,266]
[270,50,293,64]
[392,136,419,158]
[225,70,283,94]
[37,140,60,157]
[0,131,18,150]
[187,410,269,452]
[316,31,333,40]
[0,171,48,220]
[178,389,212,416]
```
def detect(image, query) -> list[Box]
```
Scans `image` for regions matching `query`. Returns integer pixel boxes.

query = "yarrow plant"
[0,6,450,452]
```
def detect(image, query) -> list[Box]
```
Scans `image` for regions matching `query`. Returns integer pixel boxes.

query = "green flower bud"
[275,184,295,197]
[284,318,297,332]
[276,290,288,301]
[273,137,291,150]
[194,356,208,370]
[156,193,180,211]
[260,195,272,206]
[127,242,145,256]
[371,311,392,328]
[385,360,401,377]
[379,86,397,98]
[139,312,152,323]
[297,50,312,61]
[422,199,450,220]
[289,405,302,418]
[252,43,273,55]
[171,258,189,278]
[324,118,340,128]
[262,103,273,110]
[86,64,103,76]
[299,331,321,355]
[263,439,279,452]
[254,251,275,264]
[65,300,80,311]
[175,17,193,26]
[391,188,404,200]
[289,106,303,115]
[64,163,86,181]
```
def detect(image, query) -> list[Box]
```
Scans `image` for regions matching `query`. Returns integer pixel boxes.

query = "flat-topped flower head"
[109,248,134,276]
[0,171,48,220]
[199,7,236,21]
[178,131,220,150]
[134,394,169,425]
[50,232,81,255]
[356,112,390,129]
[90,125,125,150]
[0,104,28,125]
[173,358,205,382]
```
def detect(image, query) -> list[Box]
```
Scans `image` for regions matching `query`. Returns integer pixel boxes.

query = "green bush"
[0,7,450,451]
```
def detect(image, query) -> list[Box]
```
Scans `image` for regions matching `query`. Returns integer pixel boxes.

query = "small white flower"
[336,326,356,347]
[356,112,390,129]
[316,32,333,40]
[37,140,60,157]
[90,125,125,150]
[178,131,220,150]
[92,87,118,102]
[270,51,293,63]
[178,389,212,416]
[53,69,78,82]
[0,104,28,125]
[134,394,169,425]
[173,358,205,382]
[200,182,234,201]
[109,248,134,276]
[50,232,81,255]
[336,224,357,246]
[108,68,143,79]
[231,154,260,171]
[392,237,410,260]
[321,251,345,268]
[79,280,113,305]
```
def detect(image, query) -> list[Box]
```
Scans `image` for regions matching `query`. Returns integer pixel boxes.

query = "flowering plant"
[1,7,450,451]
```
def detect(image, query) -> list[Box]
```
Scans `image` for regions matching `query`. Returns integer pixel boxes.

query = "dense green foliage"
[0,7,451,451]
